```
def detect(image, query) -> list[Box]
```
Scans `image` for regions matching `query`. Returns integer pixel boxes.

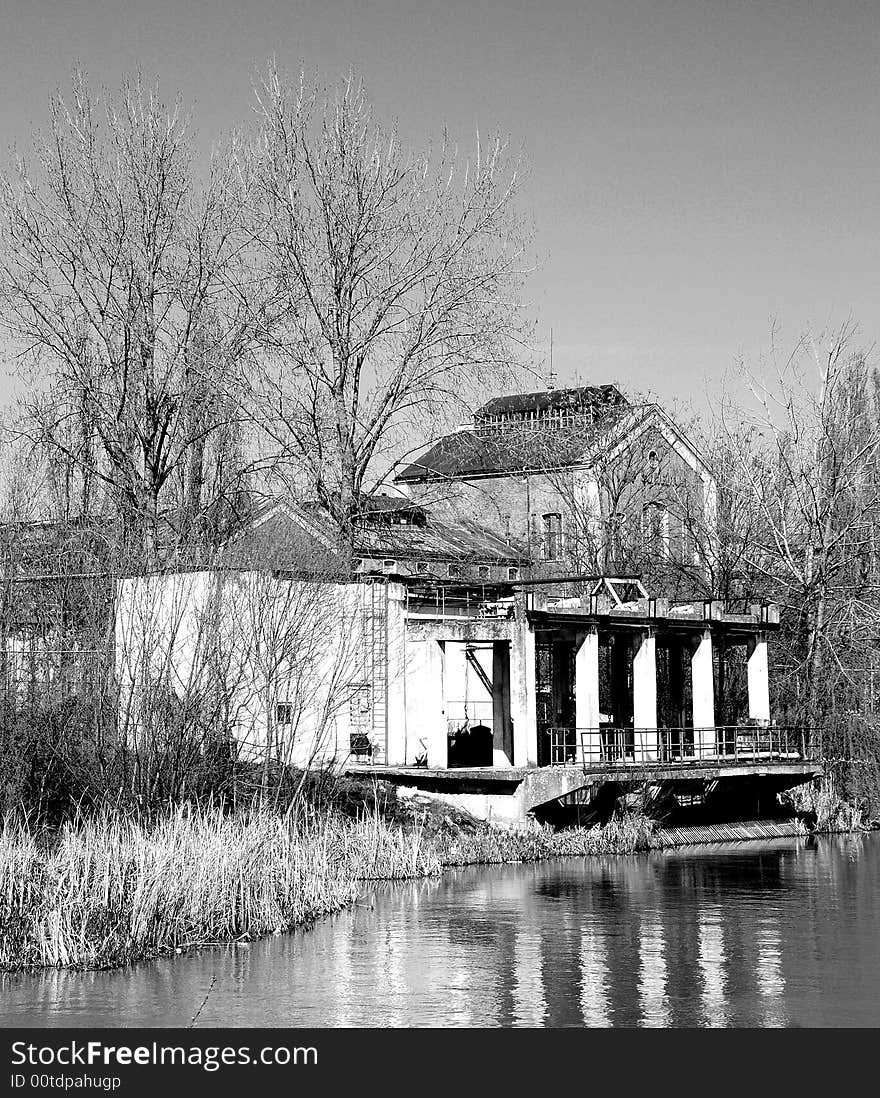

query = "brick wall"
[404,420,710,585]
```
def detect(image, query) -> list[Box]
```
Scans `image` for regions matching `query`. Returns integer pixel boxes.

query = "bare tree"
[219,568,362,794]
[0,71,253,562]
[718,323,880,731]
[243,66,531,540]
[114,538,364,807]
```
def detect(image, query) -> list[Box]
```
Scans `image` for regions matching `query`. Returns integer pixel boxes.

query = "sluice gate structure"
[346,577,821,825]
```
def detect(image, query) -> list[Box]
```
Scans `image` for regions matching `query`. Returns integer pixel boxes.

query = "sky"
[1,0,879,416]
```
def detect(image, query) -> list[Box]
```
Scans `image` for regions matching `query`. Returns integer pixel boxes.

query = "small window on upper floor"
[477,565,491,580]
[447,563,460,578]
[641,502,669,556]
[542,513,563,561]
[276,702,294,726]
[382,559,396,572]
[416,561,430,575]
[508,567,519,582]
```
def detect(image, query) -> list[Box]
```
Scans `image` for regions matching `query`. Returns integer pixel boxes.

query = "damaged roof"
[224,499,525,569]
[475,384,626,419]
[350,513,523,563]
[393,428,583,482]
[396,384,630,483]
[395,410,633,483]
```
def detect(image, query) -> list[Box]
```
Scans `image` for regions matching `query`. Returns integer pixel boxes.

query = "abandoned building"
[394,385,715,589]
[113,385,820,824]
[0,519,110,706]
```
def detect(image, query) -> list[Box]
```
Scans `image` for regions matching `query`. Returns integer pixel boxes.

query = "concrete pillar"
[492,641,513,766]
[385,584,408,766]
[575,628,600,764]
[511,612,537,767]
[747,633,770,724]
[425,640,447,768]
[691,630,716,758]
[632,631,658,762]
[404,637,447,767]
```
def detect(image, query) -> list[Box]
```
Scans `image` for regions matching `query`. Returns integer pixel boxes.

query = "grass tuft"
[0,804,440,970]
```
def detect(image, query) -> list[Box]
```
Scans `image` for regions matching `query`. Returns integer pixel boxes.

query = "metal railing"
[547,725,815,767]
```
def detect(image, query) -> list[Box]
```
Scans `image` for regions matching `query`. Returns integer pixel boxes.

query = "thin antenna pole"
[548,328,556,390]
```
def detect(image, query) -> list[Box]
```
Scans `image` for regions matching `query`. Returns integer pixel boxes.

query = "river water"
[2,833,879,1028]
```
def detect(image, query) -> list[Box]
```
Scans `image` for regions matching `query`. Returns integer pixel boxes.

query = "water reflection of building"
[4,837,876,1029]
[698,905,728,1027]
[755,916,787,1027]
[579,923,612,1026]
[638,912,671,1027]
[512,931,547,1026]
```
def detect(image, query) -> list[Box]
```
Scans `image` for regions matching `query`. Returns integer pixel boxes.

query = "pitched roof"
[349,513,523,563]
[395,384,632,483]
[355,493,426,521]
[394,427,585,482]
[223,500,525,568]
[395,412,639,483]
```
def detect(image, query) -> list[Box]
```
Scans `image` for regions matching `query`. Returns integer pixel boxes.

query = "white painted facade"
[115,571,374,769]
[115,570,776,776]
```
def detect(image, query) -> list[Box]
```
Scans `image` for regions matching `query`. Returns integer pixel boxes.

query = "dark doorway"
[656,638,694,760]
[536,637,576,764]
[598,634,634,760]
[714,640,749,751]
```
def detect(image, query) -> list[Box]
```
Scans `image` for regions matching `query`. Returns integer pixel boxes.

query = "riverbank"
[4,830,879,1028]
[0,801,664,970]
[0,777,866,971]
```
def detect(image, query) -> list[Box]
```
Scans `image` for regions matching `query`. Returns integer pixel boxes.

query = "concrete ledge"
[348,760,821,784]
[347,764,528,784]
[344,760,823,823]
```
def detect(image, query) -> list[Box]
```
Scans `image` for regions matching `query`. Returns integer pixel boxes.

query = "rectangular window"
[417,561,430,575]
[508,567,519,582]
[477,565,491,580]
[542,513,563,560]
[276,702,294,725]
[447,563,460,578]
[641,503,670,556]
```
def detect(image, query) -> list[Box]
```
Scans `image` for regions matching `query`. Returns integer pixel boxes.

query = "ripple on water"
[2,835,879,1028]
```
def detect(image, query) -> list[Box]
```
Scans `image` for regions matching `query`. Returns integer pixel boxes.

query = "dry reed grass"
[0,804,438,970]
[781,777,868,832]
[12,792,856,972]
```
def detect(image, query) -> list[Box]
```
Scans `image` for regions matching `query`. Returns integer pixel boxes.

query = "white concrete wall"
[691,631,716,755]
[575,629,600,761]
[511,611,537,767]
[116,572,536,774]
[747,635,770,723]
[632,632,658,760]
[386,585,408,765]
[115,571,368,769]
[402,636,447,766]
